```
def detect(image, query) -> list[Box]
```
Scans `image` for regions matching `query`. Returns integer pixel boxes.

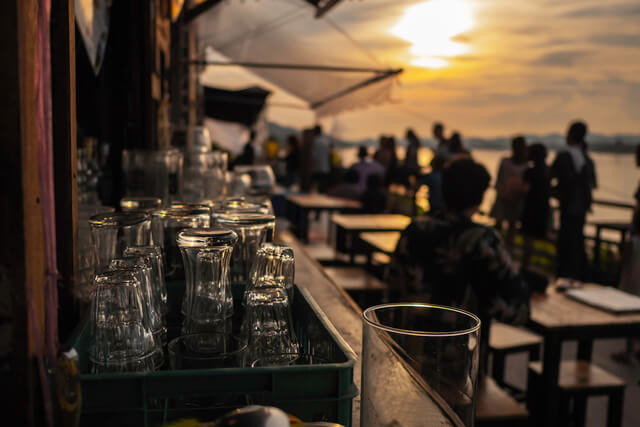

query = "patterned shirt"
[389,213,530,326]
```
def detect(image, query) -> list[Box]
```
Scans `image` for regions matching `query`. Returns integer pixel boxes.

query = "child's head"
[528,143,547,165]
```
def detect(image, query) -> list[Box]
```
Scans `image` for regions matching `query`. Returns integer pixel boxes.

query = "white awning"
[194,0,400,119]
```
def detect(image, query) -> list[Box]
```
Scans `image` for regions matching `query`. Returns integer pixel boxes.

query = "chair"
[489,322,542,394]
[527,360,625,427]
[476,376,529,426]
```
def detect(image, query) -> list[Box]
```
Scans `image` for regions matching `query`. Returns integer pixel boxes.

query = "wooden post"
[50,0,78,339]
[0,0,46,424]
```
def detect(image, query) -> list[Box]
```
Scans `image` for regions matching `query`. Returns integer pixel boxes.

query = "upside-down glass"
[151,206,211,280]
[120,196,162,212]
[361,304,481,427]
[89,211,152,274]
[216,213,275,283]
[177,228,238,335]
[154,148,183,204]
[248,243,295,302]
[124,245,168,315]
[88,270,157,373]
[108,259,165,368]
[76,204,115,302]
[241,286,299,365]
[168,333,246,369]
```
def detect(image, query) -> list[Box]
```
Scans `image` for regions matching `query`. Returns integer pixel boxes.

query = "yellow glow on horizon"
[390,0,474,69]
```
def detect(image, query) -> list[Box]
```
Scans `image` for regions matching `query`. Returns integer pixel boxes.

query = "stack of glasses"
[86,196,305,374]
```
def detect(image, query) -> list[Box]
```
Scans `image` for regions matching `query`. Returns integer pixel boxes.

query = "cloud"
[591,33,640,47]
[562,4,640,18]
[533,50,590,67]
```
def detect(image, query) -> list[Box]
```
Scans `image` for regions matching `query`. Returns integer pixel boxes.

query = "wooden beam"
[315,0,342,18]
[0,0,45,424]
[184,0,222,23]
[50,0,78,340]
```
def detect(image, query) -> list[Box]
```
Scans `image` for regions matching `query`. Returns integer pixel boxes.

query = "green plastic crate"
[68,283,358,427]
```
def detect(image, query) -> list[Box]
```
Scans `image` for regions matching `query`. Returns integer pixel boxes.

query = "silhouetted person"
[491,136,528,250]
[233,131,256,168]
[390,158,530,373]
[284,134,300,188]
[521,143,551,269]
[351,145,384,192]
[448,131,470,160]
[311,125,331,193]
[614,143,640,363]
[361,174,387,213]
[386,136,399,185]
[433,122,451,162]
[551,121,597,281]
[419,155,446,214]
[404,128,421,173]
[328,168,361,201]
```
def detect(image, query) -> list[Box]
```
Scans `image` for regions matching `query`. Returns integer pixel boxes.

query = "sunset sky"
[201,0,640,140]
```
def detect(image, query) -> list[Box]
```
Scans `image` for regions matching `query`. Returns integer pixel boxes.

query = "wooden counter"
[278,230,455,426]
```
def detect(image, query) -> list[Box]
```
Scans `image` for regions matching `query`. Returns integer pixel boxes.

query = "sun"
[390,0,474,69]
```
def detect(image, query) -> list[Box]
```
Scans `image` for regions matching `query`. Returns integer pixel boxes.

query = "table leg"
[540,333,562,427]
[594,226,602,268]
[299,207,309,243]
[574,339,594,427]
[348,231,356,264]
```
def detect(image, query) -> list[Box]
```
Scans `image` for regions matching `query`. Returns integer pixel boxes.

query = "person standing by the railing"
[551,121,597,282]
[613,144,640,363]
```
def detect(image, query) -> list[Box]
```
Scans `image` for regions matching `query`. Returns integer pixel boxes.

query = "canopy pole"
[190,59,402,75]
[311,69,402,109]
[184,0,222,23]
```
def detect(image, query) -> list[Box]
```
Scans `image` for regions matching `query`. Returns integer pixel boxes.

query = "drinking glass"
[248,243,295,301]
[154,148,183,204]
[210,197,269,225]
[76,204,115,302]
[168,333,246,369]
[215,213,275,283]
[241,286,299,364]
[151,206,211,280]
[361,303,481,426]
[108,258,165,368]
[88,270,157,373]
[122,149,153,197]
[177,228,238,335]
[124,245,168,315]
[120,196,162,212]
[89,211,152,274]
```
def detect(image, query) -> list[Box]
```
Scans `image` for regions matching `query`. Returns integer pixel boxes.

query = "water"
[337,147,638,237]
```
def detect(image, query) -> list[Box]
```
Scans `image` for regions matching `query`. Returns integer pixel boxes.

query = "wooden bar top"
[331,214,411,231]
[278,229,454,426]
[286,193,362,210]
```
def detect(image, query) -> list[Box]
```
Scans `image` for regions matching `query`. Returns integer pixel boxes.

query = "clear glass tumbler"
[168,333,246,369]
[88,270,157,373]
[241,286,299,364]
[361,303,481,426]
[177,228,238,335]
[215,213,275,283]
[154,148,183,204]
[124,245,167,315]
[108,258,165,369]
[89,211,152,274]
[151,206,211,280]
[248,243,295,302]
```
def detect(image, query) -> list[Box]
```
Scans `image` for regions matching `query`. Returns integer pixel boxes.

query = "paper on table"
[566,287,640,314]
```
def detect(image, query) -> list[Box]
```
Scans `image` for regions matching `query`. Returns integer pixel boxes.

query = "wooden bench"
[323,266,389,308]
[476,376,529,426]
[527,360,625,427]
[489,322,542,393]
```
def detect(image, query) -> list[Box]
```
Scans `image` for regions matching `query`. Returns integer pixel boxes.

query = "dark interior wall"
[75,0,155,206]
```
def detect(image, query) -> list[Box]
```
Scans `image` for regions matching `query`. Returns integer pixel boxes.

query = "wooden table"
[529,283,640,426]
[278,230,455,426]
[331,214,411,263]
[286,193,361,243]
